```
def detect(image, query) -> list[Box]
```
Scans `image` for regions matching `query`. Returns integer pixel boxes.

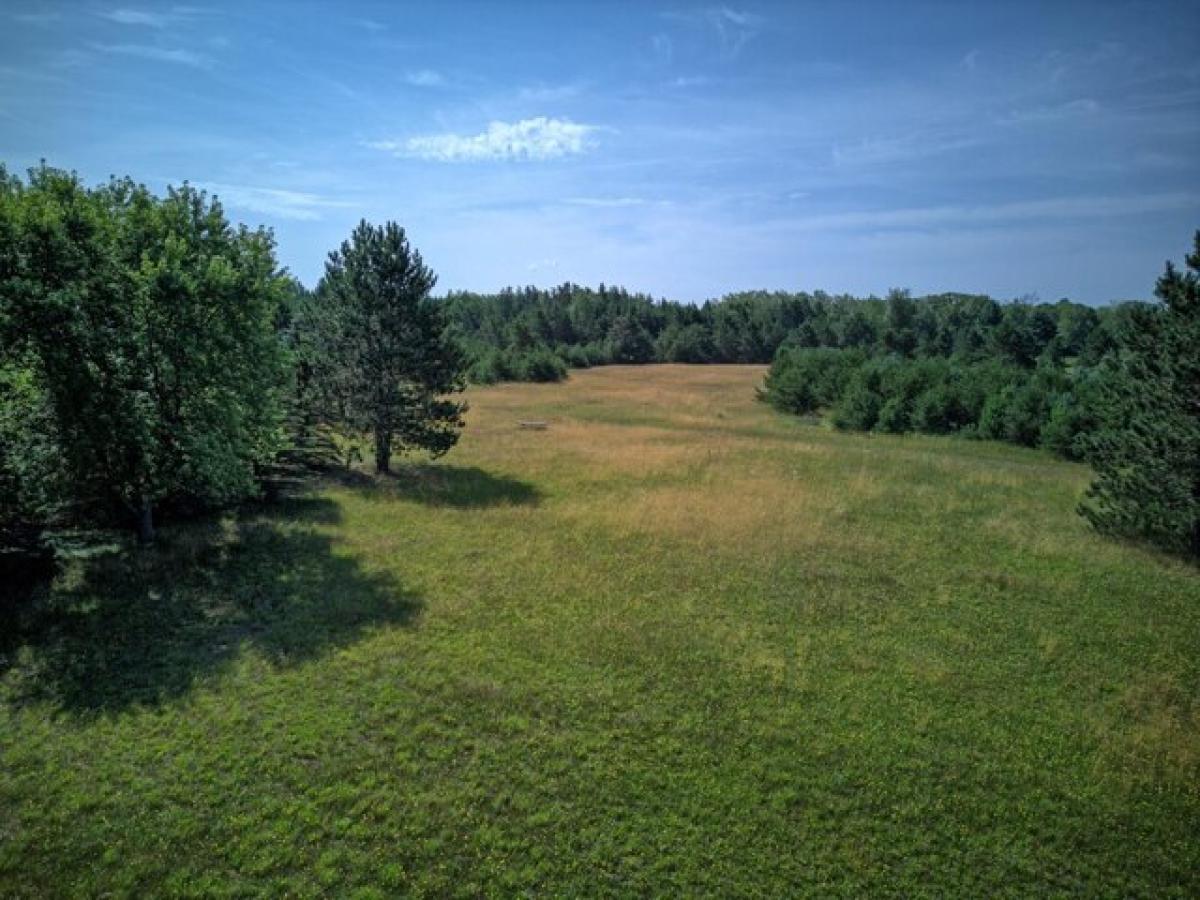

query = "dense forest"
[1,164,1197,561]
[436,283,1116,378]
[439,285,1099,376]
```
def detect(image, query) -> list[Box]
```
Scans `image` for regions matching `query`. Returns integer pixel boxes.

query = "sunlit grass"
[2,365,1197,896]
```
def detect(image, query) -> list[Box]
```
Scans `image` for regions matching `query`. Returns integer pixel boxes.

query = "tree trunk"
[136,495,155,545]
[375,427,392,475]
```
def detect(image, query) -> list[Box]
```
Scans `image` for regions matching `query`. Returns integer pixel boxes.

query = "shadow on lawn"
[0,494,421,715]
[336,463,542,509]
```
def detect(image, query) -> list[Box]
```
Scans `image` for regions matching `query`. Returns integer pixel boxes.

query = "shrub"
[761,347,864,414]
[832,366,884,431]
[875,395,912,433]
[563,345,592,369]
[518,348,568,382]
[911,381,972,433]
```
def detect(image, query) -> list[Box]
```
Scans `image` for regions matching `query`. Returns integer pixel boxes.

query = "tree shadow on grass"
[334,463,542,509]
[0,494,421,716]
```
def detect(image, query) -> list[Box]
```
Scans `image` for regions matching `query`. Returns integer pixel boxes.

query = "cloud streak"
[666,6,764,59]
[100,8,172,28]
[92,43,210,67]
[831,133,981,167]
[198,183,352,221]
[566,197,646,207]
[785,192,1200,233]
[405,69,445,87]
[369,117,597,162]
[998,98,1100,125]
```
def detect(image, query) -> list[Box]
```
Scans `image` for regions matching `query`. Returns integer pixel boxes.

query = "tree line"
[0,164,465,565]
[1,163,1194,562]
[437,283,1116,381]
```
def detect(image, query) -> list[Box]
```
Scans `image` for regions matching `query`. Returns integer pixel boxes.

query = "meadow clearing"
[2,364,1197,896]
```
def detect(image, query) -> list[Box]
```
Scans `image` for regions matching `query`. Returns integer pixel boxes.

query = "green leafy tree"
[0,356,62,578]
[0,165,288,543]
[316,220,466,474]
[1081,232,1200,557]
[606,315,655,364]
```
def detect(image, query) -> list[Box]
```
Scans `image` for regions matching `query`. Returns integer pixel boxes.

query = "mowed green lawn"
[2,365,1197,897]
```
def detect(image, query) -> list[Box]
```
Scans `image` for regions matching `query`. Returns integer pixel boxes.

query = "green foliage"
[0,164,288,540]
[910,378,973,434]
[441,282,1102,384]
[468,346,568,384]
[1080,232,1200,557]
[518,347,569,382]
[562,344,593,369]
[760,347,865,414]
[830,363,885,430]
[605,315,655,363]
[306,221,468,474]
[776,349,1063,447]
[883,288,919,356]
[0,356,62,577]
[656,322,714,362]
[762,308,1157,467]
[0,359,61,528]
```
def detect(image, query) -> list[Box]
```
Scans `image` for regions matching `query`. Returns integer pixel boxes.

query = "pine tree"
[315,221,466,475]
[1080,231,1200,558]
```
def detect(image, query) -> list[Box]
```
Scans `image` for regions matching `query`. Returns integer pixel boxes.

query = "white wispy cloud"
[1040,42,1128,84]
[92,43,209,66]
[405,69,445,87]
[832,133,980,167]
[369,117,597,162]
[197,183,353,221]
[788,192,1200,232]
[666,6,764,59]
[998,98,1100,125]
[566,197,646,208]
[101,8,171,27]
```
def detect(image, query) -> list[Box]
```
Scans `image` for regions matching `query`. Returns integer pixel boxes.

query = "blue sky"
[2,1,1198,303]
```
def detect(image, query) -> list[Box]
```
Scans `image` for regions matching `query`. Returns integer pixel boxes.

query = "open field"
[2,364,1197,896]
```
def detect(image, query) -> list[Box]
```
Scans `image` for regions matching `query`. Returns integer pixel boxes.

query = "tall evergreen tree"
[882,288,918,357]
[1080,231,1200,558]
[316,221,466,474]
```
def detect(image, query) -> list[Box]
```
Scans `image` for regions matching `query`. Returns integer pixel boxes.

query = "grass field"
[2,364,1197,896]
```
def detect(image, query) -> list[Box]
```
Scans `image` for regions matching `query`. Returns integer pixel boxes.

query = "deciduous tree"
[0,165,288,542]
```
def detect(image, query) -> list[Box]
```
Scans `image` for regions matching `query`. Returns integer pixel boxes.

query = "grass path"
[3,365,1197,896]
